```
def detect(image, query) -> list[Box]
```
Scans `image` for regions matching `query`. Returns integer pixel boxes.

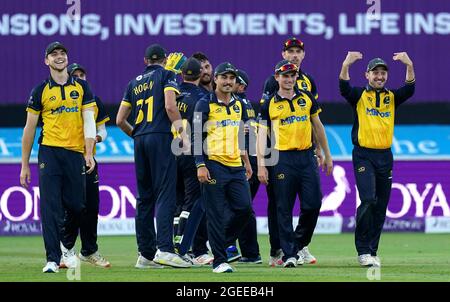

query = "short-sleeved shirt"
[259,88,321,151]
[339,79,415,149]
[261,70,318,102]
[94,96,110,127]
[121,65,179,137]
[193,93,249,167]
[93,95,110,156]
[26,76,96,153]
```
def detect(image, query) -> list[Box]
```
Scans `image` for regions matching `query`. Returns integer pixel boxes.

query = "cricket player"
[20,42,97,273]
[193,62,253,273]
[116,44,191,268]
[59,63,111,268]
[257,61,333,268]
[339,51,415,267]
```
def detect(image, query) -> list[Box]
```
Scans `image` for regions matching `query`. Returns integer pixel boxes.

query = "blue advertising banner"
[0,125,449,163]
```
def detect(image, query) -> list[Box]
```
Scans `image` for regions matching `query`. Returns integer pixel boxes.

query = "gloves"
[165,52,187,74]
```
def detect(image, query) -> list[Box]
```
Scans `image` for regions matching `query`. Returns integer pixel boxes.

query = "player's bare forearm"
[405,63,415,82]
[21,113,39,166]
[84,138,95,157]
[393,52,415,82]
[116,104,133,137]
[165,90,183,125]
[312,115,333,175]
[339,64,350,80]
[241,151,253,180]
[20,113,39,188]
[256,126,268,167]
[340,51,363,80]
[21,127,35,166]
[241,151,251,168]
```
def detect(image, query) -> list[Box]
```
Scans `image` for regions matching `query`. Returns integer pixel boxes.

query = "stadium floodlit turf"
[0,234,449,282]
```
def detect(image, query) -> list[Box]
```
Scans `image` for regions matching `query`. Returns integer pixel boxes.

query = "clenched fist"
[343,51,363,66]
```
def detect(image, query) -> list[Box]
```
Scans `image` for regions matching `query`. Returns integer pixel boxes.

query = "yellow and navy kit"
[26,76,96,153]
[262,69,318,101]
[235,92,257,156]
[121,65,179,137]
[193,93,248,167]
[339,79,415,149]
[259,88,321,151]
[92,95,110,156]
[94,96,110,127]
[175,82,206,140]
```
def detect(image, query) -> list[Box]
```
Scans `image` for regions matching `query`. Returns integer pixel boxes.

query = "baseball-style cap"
[45,41,67,57]
[275,60,298,75]
[283,37,304,51]
[236,69,250,87]
[67,63,86,76]
[367,58,388,72]
[181,57,201,76]
[145,44,167,60]
[214,62,238,76]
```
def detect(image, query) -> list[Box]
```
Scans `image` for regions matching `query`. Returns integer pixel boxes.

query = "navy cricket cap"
[283,37,305,51]
[214,62,238,76]
[45,41,67,57]
[236,69,250,87]
[67,63,86,76]
[145,44,167,60]
[274,60,298,75]
[367,58,388,72]
[181,57,201,76]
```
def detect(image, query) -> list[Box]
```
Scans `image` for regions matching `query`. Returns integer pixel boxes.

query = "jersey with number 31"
[121,65,180,137]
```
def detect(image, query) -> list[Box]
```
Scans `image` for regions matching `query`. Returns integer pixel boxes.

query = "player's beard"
[49,64,67,73]
[200,74,211,86]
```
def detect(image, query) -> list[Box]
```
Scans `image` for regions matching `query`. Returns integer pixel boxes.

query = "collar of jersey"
[365,84,388,93]
[274,88,302,103]
[48,75,76,89]
[211,93,236,106]
[144,64,163,73]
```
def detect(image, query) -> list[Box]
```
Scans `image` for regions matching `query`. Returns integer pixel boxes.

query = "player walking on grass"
[226,69,262,264]
[116,44,191,269]
[339,51,415,267]
[173,57,214,266]
[261,37,322,266]
[59,63,111,268]
[257,61,333,268]
[20,42,97,273]
[193,62,253,273]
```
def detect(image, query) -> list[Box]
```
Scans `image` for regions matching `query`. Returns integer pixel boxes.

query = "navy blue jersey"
[198,84,213,97]
[121,65,179,136]
[176,82,205,124]
[94,96,110,125]
[235,92,257,156]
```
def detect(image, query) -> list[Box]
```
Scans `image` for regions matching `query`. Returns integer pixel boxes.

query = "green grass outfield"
[0,233,449,282]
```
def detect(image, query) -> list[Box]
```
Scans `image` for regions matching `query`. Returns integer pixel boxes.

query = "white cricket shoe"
[135,253,164,269]
[193,254,214,266]
[358,254,375,267]
[298,246,316,264]
[372,256,381,267]
[43,261,59,273]
[79,252,111,268]
[283,257,297,268]
[153,250,192,268]
[212,263,234,273]
[268,249,284,267]
[60,242,79,269]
